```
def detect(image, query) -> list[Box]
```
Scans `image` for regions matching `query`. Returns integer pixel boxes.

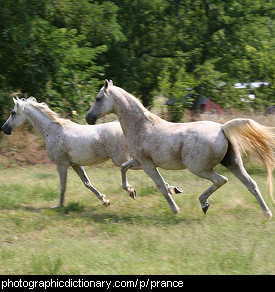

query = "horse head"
[2,97,28,135]
[86,80,114,125]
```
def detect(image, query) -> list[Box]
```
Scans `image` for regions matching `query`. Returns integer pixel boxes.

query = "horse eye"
[11,110,16,116]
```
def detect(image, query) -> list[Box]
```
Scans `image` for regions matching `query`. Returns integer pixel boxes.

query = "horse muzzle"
[2,122,12,135]
[85,112,97,125]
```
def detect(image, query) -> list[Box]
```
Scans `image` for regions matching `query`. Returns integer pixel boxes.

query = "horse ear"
[29,96,37,103]
[104,79,109,90]
[104,79,113,91]
[13,97,22,111]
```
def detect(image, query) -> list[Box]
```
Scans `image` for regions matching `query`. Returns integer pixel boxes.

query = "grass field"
[0,160,274,275]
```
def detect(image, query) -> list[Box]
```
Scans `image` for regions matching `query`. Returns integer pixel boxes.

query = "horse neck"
[111,87,153,135]
[25,106,60,140]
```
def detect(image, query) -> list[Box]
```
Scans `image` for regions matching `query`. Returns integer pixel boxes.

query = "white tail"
[222,118,275,203]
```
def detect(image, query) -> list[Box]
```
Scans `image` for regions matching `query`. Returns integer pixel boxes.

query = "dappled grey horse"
[2,97,180,208]
[86,80,275,218]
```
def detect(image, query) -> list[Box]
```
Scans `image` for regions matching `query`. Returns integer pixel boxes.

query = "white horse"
[2,97,180,208]
[86,80,275,218]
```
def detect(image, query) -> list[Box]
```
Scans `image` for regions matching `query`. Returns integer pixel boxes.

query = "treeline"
[1,0,275,124]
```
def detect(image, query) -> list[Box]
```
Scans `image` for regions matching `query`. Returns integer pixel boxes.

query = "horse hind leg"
[221,143,272,218]
[195,170,228,214]
[222,159,272,218]
[72,165,110,206]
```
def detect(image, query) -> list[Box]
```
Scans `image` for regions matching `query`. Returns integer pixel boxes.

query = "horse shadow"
[52,201,204,226]
[0,201,204,226]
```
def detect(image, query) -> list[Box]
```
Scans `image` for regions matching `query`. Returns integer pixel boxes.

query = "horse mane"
[111,86,160,123]
[18,97,71,125]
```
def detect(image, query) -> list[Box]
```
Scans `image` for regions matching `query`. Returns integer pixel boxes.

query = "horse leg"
[221,143,272,218]
[72,165,110,206]
[195,170,228,214]
[53,164,69,208]
[121,159,139,199]
[222,164,272,218]
[227,165,272,218]
[165,183,183,195]
[142,164,180,214]
[121,159,183,199]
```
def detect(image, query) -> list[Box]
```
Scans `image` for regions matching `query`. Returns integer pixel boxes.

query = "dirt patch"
[0,126,51,167]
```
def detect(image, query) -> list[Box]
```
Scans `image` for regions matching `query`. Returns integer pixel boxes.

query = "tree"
[106,0,172,107]
[157,0,275,117]
[107,0,275,116]
[0,0,124,120]
[1,0,274,124]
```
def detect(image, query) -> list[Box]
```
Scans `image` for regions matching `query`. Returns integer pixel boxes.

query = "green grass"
[0,162,274,275]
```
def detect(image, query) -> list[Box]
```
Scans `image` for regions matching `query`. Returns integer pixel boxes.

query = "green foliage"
[0,0,274,121]
[105,0,275,114]
[158,60,195,121]
[0,0,122,118]
[0,87,14,126]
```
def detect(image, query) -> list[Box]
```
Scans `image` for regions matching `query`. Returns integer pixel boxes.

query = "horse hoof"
[174,186,183,194]
[103,200,110,207]
[129,189,137,200]
[173,207,180,214]
[264,210,272,218]
[202,205,209,214]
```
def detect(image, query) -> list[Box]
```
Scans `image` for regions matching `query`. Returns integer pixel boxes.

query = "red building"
[200,98,224,115]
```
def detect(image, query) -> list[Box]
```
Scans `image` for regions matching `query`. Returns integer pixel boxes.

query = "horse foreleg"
[72,165,110,206]
[121,159,183,199]
[53,164,69,208]
[121,159,140,199]
[142,164,180,214]
[196,170,228,214]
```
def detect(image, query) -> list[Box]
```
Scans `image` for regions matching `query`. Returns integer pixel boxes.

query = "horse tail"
[222,118,275,203]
